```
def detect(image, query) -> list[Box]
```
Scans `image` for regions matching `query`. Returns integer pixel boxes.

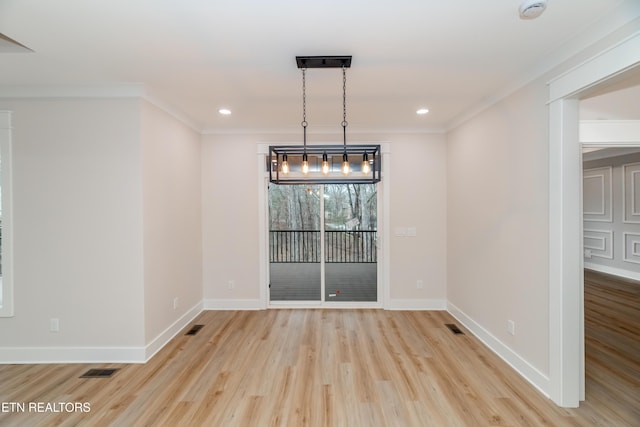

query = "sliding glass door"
[324,184,377,302]
[269,184,377,303]
[269,185,322,301]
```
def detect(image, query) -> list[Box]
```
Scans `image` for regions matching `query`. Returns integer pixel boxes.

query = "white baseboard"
[144,301,203,361]
[584,262,640,281]
[0,346,147,364]
[385,298,447,310]
[446,302,550,397]
[0,302,204,364]
[203,298,265,310]
[204,298,446,311]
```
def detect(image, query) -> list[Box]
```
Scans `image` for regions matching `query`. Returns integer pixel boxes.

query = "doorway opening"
[547,32,640,406]
[579,72,640,420]
[268,183,378,305]
[581,147,640,420]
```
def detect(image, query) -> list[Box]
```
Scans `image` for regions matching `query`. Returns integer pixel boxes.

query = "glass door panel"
[324,184,377,302]
[269,185,321,301]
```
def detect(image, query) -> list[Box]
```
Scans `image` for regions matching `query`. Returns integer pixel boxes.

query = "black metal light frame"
[268,55,382,185]
[295,55,352,69]
[269,144,381,185]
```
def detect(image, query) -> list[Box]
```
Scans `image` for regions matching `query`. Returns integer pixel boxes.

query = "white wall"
[141,101,203,346]
[201,132,447,308]
[0,98,146,360]
[447,80,550,377]
[387,133,447,306]
[202,133,263,305]
[447,16,640,400]
[0,97,206,362]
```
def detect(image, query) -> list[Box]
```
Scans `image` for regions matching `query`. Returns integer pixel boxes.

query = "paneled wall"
[584,153,640,279]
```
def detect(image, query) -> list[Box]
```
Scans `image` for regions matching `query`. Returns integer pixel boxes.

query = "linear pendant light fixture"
[269,55,381,185]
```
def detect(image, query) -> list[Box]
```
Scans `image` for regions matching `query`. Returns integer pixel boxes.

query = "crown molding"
[140,92,202,133]
[0,83,146,98]
[201,125,445,135]
[0,84,203,133]
[446,10,640,132]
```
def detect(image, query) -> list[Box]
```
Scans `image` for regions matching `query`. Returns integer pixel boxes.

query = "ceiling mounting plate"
[296,55,352,68]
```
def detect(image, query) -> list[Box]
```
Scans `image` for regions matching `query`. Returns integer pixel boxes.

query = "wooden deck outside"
[270,263,377,302]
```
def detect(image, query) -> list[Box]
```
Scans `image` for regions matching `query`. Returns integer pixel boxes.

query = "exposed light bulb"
[281,154,289,174]
[362,153,371,174]
[322,153,330,175]
[342,153,350,175]
[301,153,309,174]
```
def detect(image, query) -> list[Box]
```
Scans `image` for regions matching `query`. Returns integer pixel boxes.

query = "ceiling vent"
[519,0,547,20]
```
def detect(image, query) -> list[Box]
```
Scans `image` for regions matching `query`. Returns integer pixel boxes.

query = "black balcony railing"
[269,230,376,263]
[269,230,321,263]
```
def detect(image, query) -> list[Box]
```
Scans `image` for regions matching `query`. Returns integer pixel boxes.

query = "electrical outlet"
[507,320,515,336]
[228,280,235,290]
[50,318,60,333]
[173,297,179,310]
[416,280,424,289]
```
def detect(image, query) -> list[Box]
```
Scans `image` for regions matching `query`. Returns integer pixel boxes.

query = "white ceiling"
[0,0,637,133]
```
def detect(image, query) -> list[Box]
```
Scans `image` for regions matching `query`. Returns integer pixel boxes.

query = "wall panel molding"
[623,163,640,223]
[583,229,613,259]
[623,232,640,264]
[583,167,612,222]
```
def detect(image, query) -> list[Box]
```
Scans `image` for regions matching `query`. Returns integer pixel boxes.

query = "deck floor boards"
[270,263,377,302]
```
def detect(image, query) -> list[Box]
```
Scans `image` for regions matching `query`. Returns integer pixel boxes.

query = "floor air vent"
[80,368,119,378]
[445,324,465,335]
[185,324,204,336]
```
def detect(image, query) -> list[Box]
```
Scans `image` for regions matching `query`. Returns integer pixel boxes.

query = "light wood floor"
[0,306,637,426]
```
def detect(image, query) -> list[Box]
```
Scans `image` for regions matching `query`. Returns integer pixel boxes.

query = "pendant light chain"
[271,55,381,184]
[300,67,310,174]
[302,67,308,148]
[341,64,350,175]
[342,65,348,148]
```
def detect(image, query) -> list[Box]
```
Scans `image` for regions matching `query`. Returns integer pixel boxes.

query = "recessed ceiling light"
[218,108,232,115]
[416,108,429,115]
